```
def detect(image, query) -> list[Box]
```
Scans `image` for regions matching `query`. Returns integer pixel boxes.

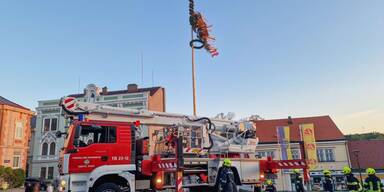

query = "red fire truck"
[57,97,307,192]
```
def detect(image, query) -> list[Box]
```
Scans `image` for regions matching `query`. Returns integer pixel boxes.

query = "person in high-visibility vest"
[292,169,305,192]
[364,168,383,192]
[322,170,334,192]
[264,180,277,192]
[219,158,238,192]
[343,166,362,192]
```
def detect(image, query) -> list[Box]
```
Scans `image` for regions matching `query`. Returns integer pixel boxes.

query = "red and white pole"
[176,171,183,192]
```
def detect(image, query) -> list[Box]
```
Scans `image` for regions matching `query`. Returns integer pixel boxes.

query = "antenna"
[152,68,154,87]
[141,51,144,85]
[77,77,80,94]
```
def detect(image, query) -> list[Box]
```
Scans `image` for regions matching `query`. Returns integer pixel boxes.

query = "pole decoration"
[189,0,218,57]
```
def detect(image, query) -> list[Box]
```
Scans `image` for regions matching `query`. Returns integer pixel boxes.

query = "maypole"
[188,0,218,116]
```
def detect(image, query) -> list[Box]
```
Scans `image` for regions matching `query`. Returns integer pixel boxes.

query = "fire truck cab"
[59,120,138,192]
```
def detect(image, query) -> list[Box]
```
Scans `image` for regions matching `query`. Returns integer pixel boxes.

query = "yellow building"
[0,96,34,170]
[254,116,350,191]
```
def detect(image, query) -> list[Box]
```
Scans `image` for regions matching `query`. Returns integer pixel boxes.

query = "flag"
[300,123,318,170]
[277,126,292,160]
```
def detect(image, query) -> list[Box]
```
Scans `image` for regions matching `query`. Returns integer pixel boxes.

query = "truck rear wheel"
[95,183,122,192]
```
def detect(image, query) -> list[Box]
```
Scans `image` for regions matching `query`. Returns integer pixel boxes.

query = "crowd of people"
[218,158,384,192]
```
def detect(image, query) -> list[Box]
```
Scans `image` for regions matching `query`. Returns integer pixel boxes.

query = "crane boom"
[60,96,259,154]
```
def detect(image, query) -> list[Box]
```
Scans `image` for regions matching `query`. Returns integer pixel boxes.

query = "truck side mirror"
[55,131,67,138]
[73,125,82,147]
[56,131,62,138]
[73,139,80,147]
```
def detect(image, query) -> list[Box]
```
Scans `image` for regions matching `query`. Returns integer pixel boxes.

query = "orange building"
[0,96,34,170]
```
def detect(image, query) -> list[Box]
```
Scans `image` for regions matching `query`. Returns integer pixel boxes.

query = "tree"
[345,132,384,141]
[0,166,26,189]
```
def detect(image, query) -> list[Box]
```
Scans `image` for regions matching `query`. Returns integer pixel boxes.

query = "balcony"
[34,155,59,161]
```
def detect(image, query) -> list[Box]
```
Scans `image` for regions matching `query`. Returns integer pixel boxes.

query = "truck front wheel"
[95,183,122,192]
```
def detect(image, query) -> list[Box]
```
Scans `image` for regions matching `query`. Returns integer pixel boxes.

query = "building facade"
[28,84,165,180]
[347,140,384,181]
[253,116,350,191]
[0,96,34,170]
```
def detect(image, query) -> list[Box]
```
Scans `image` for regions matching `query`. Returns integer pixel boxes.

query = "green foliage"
[0,166,26,189]
[12,169,26,188]
[346,132,384,141]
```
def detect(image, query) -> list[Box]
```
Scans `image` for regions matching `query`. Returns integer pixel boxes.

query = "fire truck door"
[109,125,134,166]
[69,125,116,173]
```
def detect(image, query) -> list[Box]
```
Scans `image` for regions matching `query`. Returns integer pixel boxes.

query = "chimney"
[102,86,108,95]
[288,116,293,125]
[127,84,138,92]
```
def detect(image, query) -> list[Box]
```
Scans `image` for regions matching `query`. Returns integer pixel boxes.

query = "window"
[43,118,58,132]
[40,167,47,179]
[291,149,301,160]
[12,155,20,168]
[257,151,275,159]
[108,103,118,107]
[48,167,54,180]
[76,126,117,147]
[15,122,23,139]
[42,142,48,155]
[122,102,144,108]
[49,142,56,155]
[44,119,50,132]
[317,148,335,162]
[51,118,57,131]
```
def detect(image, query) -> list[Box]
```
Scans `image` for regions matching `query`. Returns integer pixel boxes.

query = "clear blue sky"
[1,1,383,134]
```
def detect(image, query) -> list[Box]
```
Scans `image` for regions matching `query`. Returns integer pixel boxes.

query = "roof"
[68,86,162,98]
[253,115,345,143]
[0,96,30,110]
[348,140,384,169]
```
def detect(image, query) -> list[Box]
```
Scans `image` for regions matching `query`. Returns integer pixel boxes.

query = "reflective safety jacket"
[345,174,362,192]
[265,184,277,192]
[364,175,383,192]
[293,173,305,192]
[219,167,238,192]
[322,176,334,192]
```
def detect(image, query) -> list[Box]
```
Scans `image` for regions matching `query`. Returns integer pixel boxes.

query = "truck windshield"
[75,125,117,147]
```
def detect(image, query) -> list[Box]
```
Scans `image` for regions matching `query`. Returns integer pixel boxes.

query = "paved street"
[0,189,23,192]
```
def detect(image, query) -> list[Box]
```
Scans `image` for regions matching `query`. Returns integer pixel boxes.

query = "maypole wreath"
[189,0,218,57]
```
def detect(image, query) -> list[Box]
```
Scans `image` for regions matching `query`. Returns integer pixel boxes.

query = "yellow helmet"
[293,169,300,174]
[343,167,352,174]
[266,180,273,185]
[223,158,232,167]
[366,168,376,175]
[323,170,331,176]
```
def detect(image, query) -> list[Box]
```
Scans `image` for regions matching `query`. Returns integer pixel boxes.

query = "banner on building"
[277,126,292,160]
[300,123,318,170]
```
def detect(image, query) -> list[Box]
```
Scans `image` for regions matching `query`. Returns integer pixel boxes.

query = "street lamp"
[353,150,363,185]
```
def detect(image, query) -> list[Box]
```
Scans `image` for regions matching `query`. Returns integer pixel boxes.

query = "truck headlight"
[60,180,67,187]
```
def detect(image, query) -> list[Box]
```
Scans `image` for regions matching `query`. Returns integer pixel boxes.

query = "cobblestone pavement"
[0,189,24,192]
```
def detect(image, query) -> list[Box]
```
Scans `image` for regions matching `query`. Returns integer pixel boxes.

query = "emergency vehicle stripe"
[66,103,75,110]
[176,172,183,192]
[64,98,74,104]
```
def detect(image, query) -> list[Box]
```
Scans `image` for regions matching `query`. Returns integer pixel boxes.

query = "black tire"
[95,182,122,192]
[189,186,217,192]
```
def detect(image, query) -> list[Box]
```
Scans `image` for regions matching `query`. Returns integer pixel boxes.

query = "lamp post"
[353,150,363,185]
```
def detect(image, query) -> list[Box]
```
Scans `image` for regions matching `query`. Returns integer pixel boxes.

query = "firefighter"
[292,169,305,192]
[363,168,383,192]
[322,170,334,192]
[219,158,238,192]
[264,180,276,192]
[343,166,362,192]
